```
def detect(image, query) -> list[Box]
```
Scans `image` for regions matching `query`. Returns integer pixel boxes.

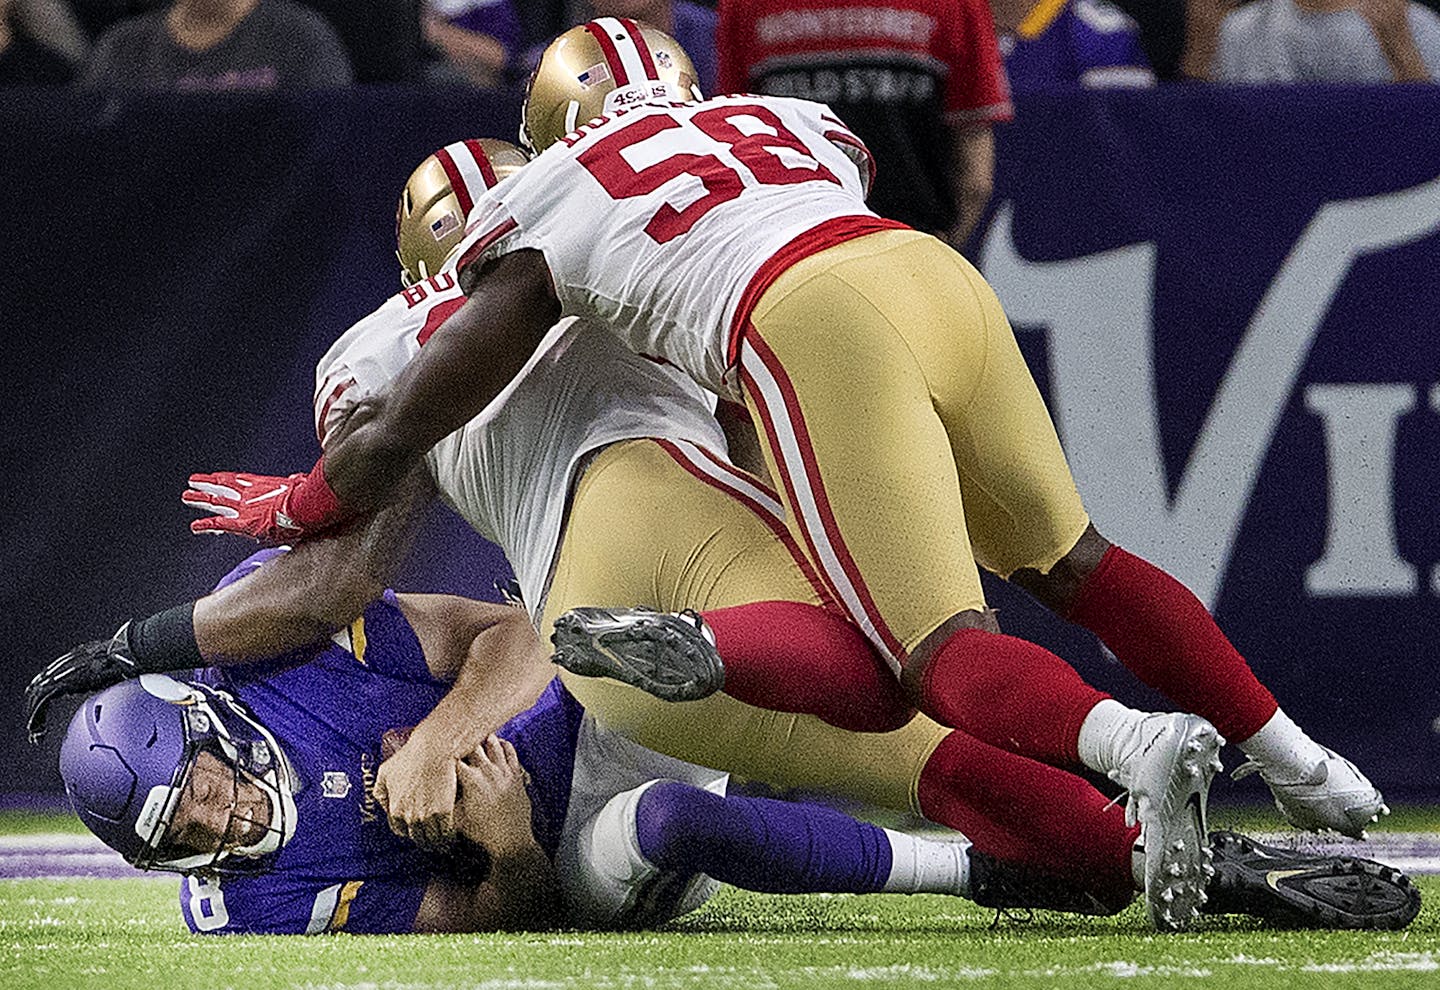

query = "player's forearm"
[947,124,994,248]
[480,840,560,931]
[192,479,429,664]
[319,395,432,515]
[414,839,557,932]
[1378,32,1431,82]
[1181,5,1225,80]
[404,615,552,762]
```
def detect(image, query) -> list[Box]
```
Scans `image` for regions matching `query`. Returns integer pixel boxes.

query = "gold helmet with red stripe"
[395,137,530,288]
[521,18,703,154]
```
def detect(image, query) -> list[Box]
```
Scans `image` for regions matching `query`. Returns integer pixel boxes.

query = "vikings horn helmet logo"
[395,137,530,288]
[522,18,703,154]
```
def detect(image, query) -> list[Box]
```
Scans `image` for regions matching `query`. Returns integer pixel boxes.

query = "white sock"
[1075,698,1151,776]
[881,829,972,896]
[1236,707,1326,781]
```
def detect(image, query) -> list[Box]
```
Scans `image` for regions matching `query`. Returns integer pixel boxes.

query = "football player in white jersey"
[180,18,1383,929]
[119,135,1145,913]
[313,137,1159,914]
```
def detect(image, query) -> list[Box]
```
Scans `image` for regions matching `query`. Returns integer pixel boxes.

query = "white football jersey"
[450,94,878,396]
[313,273,725,619]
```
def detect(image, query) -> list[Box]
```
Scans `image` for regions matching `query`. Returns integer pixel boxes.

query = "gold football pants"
[737,228,1090,668]
[542,437,947,814]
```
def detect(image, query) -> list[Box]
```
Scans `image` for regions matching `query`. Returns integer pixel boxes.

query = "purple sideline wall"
[1,87,1436,800]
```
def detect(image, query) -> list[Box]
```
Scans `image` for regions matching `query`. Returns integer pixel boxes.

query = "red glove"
[183,459,349,543]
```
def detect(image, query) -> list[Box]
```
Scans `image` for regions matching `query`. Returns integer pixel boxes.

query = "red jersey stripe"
[455,217,518,274]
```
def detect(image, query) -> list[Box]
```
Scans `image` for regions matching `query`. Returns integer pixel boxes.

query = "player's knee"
[899,609,1000,706]
[634,781,720,868]
[1008,525,1112,616]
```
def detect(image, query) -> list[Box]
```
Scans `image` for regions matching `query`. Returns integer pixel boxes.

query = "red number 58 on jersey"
[576,104,841,245]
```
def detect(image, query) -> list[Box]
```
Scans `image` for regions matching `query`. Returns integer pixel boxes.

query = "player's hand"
[454,735,534,858]
[183,471,312,543]
[374,727,460,851]
[25,623,137,744]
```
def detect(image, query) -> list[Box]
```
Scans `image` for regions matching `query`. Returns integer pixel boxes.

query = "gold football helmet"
[522,17,703,154]
[395,138,530,287]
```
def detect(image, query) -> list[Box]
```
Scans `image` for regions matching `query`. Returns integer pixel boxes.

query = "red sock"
[919,729,1138,910]
[703,601,913,732]
[916,627,1108,766]
[1068,546,1278,742]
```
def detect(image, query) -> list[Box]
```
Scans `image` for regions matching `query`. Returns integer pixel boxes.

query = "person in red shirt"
[717,0,1011,248]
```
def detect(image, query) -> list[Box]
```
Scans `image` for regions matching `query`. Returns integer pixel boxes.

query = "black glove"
[25,622,138,744]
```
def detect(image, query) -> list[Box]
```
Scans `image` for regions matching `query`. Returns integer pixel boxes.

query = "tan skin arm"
[1180,0,1234,81]
[411,736,558,933]
[322,249,560,514]
[1359,0,1432,82]
[373,594,555,850]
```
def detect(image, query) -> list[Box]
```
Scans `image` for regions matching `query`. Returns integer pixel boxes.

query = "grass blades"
[2,876,1436,990]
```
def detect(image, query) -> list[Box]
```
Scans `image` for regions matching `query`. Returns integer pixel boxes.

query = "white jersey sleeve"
[313,275,468,447]
[447,94,887,398]
[313,275,725,621]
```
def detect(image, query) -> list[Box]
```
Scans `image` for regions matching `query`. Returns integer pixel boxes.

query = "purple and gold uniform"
[999,0,1154,91]
[178,592,584,934]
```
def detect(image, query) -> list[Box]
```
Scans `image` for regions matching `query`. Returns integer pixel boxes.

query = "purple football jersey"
[180,589,581,934]
[1001,0,1153,91]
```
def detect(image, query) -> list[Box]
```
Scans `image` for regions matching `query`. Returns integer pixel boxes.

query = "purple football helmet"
[60,673,298,875]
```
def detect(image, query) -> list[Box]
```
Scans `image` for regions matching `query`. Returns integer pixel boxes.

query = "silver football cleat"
[1110,713,1224,932]
[551,606,724,703]
[1232,746,1388,839]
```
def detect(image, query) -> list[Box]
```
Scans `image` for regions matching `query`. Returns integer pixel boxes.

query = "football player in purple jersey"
[42,524,1422,933]
[54,540,1139,934]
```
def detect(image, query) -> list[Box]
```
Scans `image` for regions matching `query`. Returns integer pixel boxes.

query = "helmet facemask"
[124,675,298,876]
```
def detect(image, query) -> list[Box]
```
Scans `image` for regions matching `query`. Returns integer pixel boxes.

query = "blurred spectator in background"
[10,0,88,64]
[994,0,1154,89]
[83,0,352,89]
[0,0,78,81]
[298,0,426,83]
[68,0,163,42]
[592,0,718,93]
[1111,0,1185,79]
[718,0,1010,249]
[423,0,520,87]
[1185,0,1440,81]
[515,0,587,72]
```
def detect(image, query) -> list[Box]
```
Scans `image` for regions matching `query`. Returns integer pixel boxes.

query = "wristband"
[286,457,351,530]
[127,602,205,673]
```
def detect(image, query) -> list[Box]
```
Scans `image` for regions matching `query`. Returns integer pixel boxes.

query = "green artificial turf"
[5,807,1438,989]
[2,876,1436,990]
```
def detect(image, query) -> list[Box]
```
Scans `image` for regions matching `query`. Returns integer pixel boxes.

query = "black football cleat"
[1203,830,1421,930]
[551,606,725,703]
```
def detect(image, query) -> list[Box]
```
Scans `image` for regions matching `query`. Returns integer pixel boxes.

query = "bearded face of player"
[522,18,703,154]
